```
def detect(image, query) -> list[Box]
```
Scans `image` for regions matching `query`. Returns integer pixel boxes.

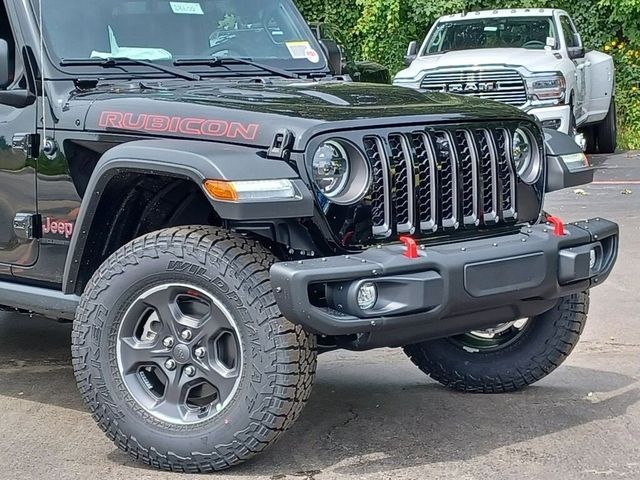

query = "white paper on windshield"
[91,26,173,61]
[286,41,320,63]
[546,37,556,47]
[484,26,498,32]
[169,2,204,15]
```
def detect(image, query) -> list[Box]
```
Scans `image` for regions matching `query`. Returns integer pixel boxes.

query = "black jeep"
[0,0,618,472]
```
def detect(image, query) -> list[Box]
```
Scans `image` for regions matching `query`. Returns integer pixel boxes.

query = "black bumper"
[271,218,618,347]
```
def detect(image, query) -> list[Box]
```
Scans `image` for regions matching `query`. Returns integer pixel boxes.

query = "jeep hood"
[396,48,565,81]
[77,79,530,150]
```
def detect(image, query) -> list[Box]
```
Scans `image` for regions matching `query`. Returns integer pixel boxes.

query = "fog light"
[590,249,597,270]
[357,282,378,311]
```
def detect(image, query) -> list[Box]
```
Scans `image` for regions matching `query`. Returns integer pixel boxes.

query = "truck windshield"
[425,17,558,54]
[35,0,327,73]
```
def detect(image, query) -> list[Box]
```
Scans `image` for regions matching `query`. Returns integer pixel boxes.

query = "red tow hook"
[399,236,419,259]
[547,215,566,236]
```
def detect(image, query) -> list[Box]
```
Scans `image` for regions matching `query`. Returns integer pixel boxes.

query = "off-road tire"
[71,226,317,472]
[403,292,589,393]
[597,98,617,154]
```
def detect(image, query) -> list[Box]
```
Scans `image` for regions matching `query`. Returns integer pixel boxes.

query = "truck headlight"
[512,128,542,184]
[311,139,370,205]
[526,73,566,101]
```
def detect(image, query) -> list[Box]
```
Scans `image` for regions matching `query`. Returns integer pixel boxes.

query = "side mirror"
[0,39,10,88]
[568,46,585,59]
[404,41,418,66]
[319,38,343,75]
[544,128,594,193]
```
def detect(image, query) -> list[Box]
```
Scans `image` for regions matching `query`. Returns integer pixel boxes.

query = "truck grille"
[362,126,518,238]
[420,69,528,107]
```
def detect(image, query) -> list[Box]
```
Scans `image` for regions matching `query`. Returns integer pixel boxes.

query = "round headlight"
[312,140,350,199]
[512,128,532,174]
[512,128,541,184]
[311,139,371,205]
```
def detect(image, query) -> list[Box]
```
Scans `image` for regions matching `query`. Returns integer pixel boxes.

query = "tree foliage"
[295,0,640,148]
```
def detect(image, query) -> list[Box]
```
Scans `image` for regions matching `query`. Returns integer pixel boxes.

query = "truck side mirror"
[0,39,10,88]
[319,38,343,75]
[404,41,418,66]
[568,46,585,59]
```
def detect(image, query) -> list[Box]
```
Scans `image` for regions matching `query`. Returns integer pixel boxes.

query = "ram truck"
[0,0,618,472]
[395,9,617,153]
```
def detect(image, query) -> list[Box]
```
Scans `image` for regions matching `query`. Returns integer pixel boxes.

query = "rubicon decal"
[98,111,260,141]
[43,217,74,239]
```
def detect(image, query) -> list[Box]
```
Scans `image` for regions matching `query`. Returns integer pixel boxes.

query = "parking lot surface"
[0,152,638,480]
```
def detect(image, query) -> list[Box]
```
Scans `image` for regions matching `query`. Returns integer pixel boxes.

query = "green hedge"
[295,0,640,149]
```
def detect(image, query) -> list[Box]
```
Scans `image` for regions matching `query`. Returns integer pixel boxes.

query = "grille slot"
[421,69,528,107]
[362,127,518,238]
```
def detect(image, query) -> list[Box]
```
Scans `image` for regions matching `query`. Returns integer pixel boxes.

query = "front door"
[0,1,38,266]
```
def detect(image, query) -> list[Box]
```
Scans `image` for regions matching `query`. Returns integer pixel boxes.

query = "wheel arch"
[62,139,313,295]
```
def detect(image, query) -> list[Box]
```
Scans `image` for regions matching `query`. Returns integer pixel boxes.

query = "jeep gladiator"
[395,9,617,153]
[0,0,619,472]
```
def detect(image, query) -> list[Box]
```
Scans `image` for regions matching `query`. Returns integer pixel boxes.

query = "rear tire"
[597,98,617,154]
[403,292,589,393]
[72,226,316,472]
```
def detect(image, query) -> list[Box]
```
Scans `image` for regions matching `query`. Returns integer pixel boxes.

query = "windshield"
[37,0,327,72]
[424,17,558,54]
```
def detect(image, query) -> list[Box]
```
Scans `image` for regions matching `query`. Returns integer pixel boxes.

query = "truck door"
[559,14,590,122]
[0,2,38,267]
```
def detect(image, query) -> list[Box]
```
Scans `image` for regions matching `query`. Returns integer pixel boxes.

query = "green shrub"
[295,0,640,149]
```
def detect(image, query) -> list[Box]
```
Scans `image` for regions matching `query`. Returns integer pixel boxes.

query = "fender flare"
[62,139,313,294]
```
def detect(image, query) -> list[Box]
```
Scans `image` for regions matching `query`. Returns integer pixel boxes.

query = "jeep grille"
[420,69,528,107]
[362,127,519,238]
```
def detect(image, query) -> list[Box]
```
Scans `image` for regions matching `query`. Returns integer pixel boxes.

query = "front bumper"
[526,104,571,134]
[271,218,618,347]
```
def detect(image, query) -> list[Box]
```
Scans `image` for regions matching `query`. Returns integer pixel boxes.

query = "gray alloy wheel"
[116,283,242,425]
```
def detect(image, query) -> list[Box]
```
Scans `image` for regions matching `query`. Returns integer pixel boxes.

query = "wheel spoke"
[140,287,183,337]
[198,361,240,404]
[119,337,166,373]
[151,369,190,421]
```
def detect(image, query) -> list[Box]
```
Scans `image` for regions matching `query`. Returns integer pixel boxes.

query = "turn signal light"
[204,180,238,201]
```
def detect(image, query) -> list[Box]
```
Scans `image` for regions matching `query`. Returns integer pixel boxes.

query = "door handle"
[11,133,39,158]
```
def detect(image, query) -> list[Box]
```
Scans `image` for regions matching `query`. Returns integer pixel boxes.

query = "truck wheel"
[403,292,589,393]
[72,226,317,472]
[597,98,617,154]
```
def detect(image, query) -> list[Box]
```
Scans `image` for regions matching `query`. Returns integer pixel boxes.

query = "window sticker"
[169,2,204,15]
[546,37,556,47]
[286,41,320,63]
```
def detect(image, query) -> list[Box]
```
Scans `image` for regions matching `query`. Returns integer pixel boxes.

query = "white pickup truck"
[394,9,616,153]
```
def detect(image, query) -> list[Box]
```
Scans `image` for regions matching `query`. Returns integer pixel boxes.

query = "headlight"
[311,139,371,205]
[526,73,566,101]
[512,128,542,184]
[312,140,350,198]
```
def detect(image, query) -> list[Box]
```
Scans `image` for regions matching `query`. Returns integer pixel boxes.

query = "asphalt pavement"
[0,152,639,480]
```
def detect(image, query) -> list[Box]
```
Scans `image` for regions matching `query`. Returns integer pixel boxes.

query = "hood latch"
[268,129,295,160]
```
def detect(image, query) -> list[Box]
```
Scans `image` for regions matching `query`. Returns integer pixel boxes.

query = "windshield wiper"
[60,57,201,81]
[174,57,299,80]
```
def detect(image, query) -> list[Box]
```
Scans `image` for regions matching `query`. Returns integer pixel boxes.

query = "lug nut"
[194,347,206,359]
[163,337,174,348]
[180,329,192,341]
[184,365,196,377]
[165,359,176,371]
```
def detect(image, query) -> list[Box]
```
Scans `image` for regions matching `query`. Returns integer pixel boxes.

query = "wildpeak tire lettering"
[43,217,74,239]
[98,111,260,140]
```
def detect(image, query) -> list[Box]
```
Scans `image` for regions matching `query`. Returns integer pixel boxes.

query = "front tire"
[72,227,316,472]
[597,98,617,154]
[404,292,589,393]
